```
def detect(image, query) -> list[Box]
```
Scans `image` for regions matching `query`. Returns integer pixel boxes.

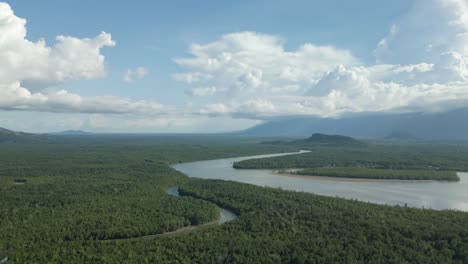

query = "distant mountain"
[52,130,92,135]
[0,127,39,142]
[0,127,32,136]
[239,108,468,140]
[0,127,15,135]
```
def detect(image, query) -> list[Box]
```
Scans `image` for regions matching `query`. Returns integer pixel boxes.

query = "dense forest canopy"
[294,167,459,181]
[234,142,468,181]
[1,136,468,263]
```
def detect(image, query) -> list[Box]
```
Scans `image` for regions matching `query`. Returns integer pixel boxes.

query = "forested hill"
[262,133,363,147]
[300,133,362,145]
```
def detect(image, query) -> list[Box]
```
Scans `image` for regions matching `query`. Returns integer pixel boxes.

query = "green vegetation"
[0,136,295,262]
[234,143,468,181]
[294,167,460,181]
[175,179,468,263]
[235,144,468,171]
[1,136,468,263]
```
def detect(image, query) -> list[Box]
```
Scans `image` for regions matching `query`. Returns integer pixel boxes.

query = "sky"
[1,0,468,133]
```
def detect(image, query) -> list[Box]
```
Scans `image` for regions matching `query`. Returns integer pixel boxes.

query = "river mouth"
[165,187,237,224]
[172,151,468,212]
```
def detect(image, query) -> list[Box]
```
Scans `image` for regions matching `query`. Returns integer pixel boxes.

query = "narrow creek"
[101,187,238,242]
[165,187,237,224]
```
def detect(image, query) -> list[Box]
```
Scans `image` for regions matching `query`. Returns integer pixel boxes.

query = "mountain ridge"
[239,108,468,140]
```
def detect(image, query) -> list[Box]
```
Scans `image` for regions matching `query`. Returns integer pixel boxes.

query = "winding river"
[172,151,468,212]
[166,187,237,224]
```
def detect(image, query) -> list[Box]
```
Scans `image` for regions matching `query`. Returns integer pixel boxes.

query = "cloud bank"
[175,0,468,119]
[2,0,468,132]
[0,2,164,115]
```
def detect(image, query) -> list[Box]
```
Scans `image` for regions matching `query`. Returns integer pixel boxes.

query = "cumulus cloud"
[200,103,230,115]
[301,0,468,116]
[0,81,167,115]
[172,72,213,83]
[174,31,356,98]
[0,3,116,89]
[199,99,276,119]
[0,2,165,115]
[175,0,468,119]
[375,0,468,64]
[185,86,222,97]
[123,67,148,82]
[4,0,468,130]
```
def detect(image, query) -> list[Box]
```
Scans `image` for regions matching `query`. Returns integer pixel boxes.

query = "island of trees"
[293,167,459,181]
[234,134,466,181]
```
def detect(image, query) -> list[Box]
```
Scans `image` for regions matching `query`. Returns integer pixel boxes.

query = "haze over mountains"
[0,127,15,135]
[240,107,468,140]
[2,107,468,141]
[49,130,92,136]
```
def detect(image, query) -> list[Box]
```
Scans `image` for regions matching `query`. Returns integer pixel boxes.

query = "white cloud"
[174,31,357,97]
[4,0,468,132]
[199,99,276,119]
[174,1,468,120]
[374,0,468,64]
[300,0,468,116]
[185,86,221,97]
[0,2,165,116]
[200,103,230,115]
[172,72,213,83]
[0,81,167,114]
[123,67,148,82]
[0,3,116,90]
[237,99,276,116]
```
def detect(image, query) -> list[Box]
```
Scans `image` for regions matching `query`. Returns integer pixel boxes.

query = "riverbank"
[102,216,222,242]
[289,167,459,182]
[102,186,238,242]
[173,151,468,211]
[275,171,435,183]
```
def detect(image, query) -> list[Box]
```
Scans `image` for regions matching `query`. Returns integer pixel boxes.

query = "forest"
[234,143,468,181]
[1,136,468,263]
[293,167,460,181]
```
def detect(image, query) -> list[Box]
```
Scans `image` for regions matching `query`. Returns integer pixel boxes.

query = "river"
[165,187,237,224]
[172,151,468,212]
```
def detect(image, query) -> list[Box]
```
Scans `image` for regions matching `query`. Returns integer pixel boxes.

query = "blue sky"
[1,0,468,132]
[8,0,410,100]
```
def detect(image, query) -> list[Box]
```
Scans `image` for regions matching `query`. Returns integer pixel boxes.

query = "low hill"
[289,133,364,147]
[262,133,363,147]
[300,133,362,145]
